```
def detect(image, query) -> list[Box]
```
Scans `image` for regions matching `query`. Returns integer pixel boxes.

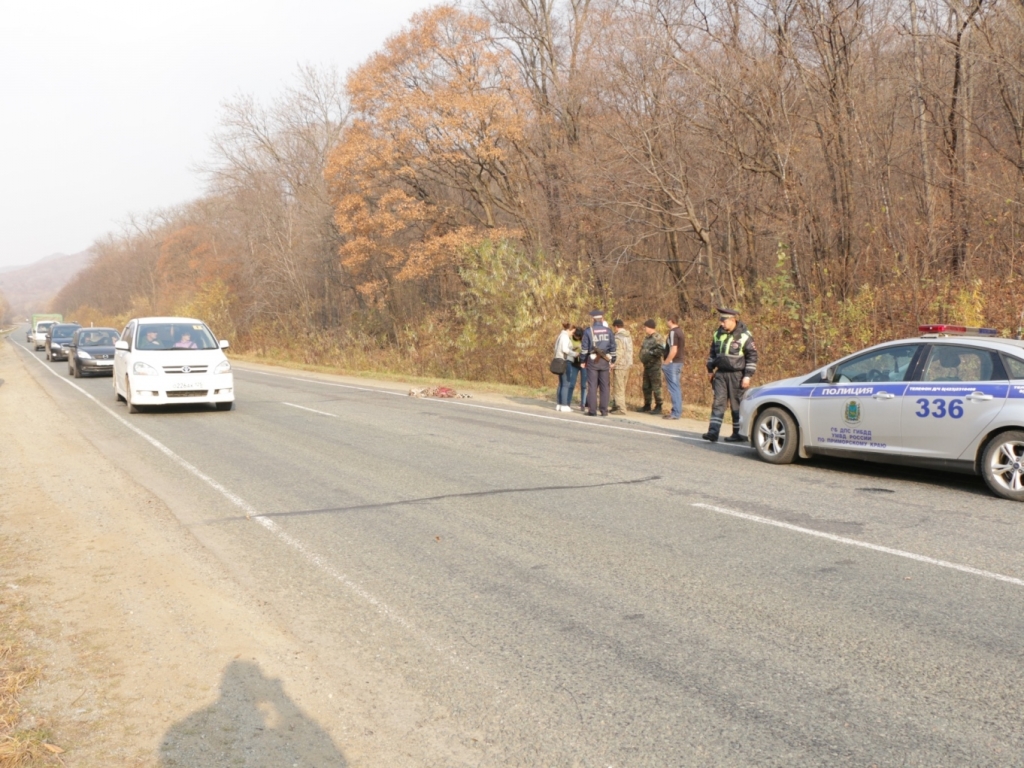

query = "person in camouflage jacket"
[638,319,665,413]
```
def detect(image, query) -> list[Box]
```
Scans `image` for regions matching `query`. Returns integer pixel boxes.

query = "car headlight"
[213,360,231,375]
[133,361,158,376]
[77,350,92,359]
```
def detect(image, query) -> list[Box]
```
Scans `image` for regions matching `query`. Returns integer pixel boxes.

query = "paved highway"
[10,332,1024,766]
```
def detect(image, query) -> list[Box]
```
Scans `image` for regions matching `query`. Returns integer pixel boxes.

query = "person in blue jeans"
[661,314,684,419]
[554,322,575,411]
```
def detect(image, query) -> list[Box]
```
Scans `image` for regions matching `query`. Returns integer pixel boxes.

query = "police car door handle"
[872,392,896,400]
[967,392,993,401]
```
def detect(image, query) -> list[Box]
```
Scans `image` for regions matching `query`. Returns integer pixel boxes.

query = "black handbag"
[549,357,568,375]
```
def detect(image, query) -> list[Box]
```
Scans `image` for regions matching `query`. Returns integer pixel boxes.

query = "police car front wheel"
[981,431,1024,501]
[753,407,799,465]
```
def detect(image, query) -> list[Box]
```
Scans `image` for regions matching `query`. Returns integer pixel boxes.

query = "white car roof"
[131,317,207,324]
[814,335,1024,374]
[916,335,1024,353]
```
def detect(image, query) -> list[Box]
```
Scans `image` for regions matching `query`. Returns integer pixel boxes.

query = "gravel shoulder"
[0,338,456,766]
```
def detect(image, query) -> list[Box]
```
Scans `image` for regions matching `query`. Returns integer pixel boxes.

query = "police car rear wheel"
[753,407,798,465]
[981,431,1024,501]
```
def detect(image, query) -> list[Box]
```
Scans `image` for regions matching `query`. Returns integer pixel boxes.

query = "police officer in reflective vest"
[580,309,616,417]
[703,308,758,442]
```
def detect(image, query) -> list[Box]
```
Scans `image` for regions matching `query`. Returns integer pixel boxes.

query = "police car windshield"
[136,323,218,351]
[833,344,919,383]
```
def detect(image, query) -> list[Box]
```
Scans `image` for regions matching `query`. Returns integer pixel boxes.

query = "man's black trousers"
[709,371,744,437]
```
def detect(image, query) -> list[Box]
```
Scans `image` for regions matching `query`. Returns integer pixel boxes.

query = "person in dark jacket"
[703,308,758,442]
[580,309,616,417]
[570,326,587,411]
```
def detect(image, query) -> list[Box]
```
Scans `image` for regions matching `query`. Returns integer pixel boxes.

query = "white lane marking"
[692,502,1024,588]
[9,341,461,663]
[13,342,259,516]
[439,398,727,444]
[239,365,743,446]
[241,368,406,398]
[251,515,465,668]
[283,402,338,418]
[13,343,1022,592]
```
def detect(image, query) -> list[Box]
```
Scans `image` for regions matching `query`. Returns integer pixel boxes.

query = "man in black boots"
[703,308,758,443]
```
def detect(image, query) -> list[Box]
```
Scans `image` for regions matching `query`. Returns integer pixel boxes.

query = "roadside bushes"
[453,240,598,385]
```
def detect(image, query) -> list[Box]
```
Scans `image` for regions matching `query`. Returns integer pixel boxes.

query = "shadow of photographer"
[159,659,347,767]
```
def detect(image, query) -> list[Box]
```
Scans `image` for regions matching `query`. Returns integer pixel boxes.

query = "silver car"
[739,326,1024,500]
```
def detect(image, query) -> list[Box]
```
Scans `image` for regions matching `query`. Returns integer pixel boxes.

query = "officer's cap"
[643,319,656,329]
[717,307,740,319]
[589,309,604,318]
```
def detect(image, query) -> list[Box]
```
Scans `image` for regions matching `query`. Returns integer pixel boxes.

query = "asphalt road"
[10,331,1024,766]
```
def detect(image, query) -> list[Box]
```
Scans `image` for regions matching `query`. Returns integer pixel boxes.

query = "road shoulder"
[0,340,437,766]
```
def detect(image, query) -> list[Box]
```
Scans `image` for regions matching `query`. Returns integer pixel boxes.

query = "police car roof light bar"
[919,324,999,336]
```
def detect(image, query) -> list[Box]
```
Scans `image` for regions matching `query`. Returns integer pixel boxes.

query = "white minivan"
[113,317,234,413]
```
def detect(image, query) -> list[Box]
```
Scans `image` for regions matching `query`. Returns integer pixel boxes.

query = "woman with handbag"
[552,322,575,411]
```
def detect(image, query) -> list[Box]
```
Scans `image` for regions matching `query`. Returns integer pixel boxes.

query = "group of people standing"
[552,308,758,442]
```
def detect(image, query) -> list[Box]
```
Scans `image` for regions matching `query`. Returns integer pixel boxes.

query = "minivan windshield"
[136,323,218,351]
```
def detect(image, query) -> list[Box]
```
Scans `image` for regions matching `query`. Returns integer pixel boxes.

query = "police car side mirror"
[824,366,836,383]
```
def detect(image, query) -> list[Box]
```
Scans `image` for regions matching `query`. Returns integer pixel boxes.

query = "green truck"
[29,313,63,349]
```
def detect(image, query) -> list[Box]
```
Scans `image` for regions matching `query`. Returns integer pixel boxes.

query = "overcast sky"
[0,0,441,269]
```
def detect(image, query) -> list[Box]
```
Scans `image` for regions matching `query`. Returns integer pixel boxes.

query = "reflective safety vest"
[708,326,757,375]
[713,328,751,358]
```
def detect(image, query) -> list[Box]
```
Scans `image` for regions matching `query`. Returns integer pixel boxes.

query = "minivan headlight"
[133,361,158,376]
[213,360,231,375]
[77,350,92,359]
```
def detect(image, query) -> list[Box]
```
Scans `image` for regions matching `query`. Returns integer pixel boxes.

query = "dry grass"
[0,592,63,768]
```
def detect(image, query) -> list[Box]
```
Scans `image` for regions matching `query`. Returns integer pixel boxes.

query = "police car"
[738,325,1024,500]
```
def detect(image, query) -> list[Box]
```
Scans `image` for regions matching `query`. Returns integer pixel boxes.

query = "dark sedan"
[67,327,119,377]
[45,323,81,362]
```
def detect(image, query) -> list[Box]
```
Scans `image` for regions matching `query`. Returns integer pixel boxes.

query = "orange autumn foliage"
[327,5,529,300]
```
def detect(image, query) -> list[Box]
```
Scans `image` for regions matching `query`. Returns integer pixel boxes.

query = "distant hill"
[0,250,94,319]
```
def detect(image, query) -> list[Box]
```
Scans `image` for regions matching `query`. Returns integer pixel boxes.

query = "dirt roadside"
[0,339,466,767]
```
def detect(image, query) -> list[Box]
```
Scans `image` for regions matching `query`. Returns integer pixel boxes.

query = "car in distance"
[67,327,120,377]
[29,313,63,347]
[32,320,58,350]
[739,325,1024,501]
[45,323,82,362]
[113,317,234,413]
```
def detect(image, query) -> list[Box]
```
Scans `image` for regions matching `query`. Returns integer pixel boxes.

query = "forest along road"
[7,331,1024,767]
